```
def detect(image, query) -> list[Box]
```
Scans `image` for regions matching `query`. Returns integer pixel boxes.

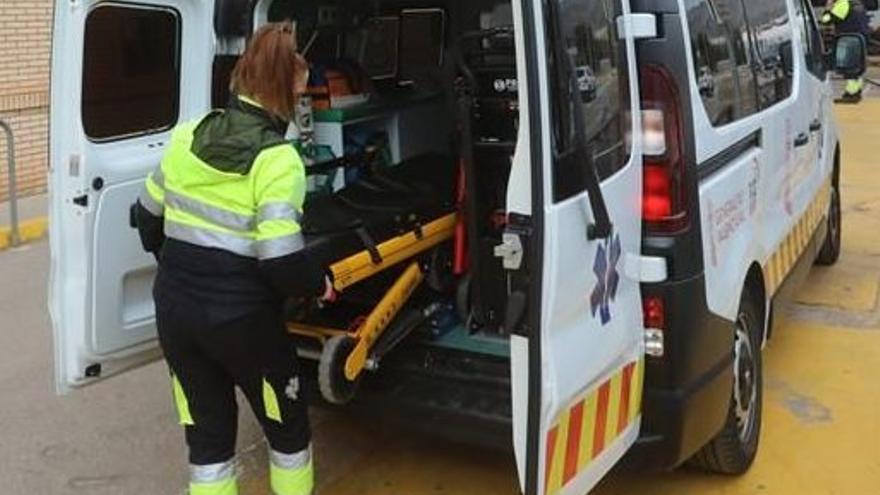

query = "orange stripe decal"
[544,359,644,495]
[545,426,559,495]
[592,381,611,458]
[617,362,635,434]
[563,401,585,484]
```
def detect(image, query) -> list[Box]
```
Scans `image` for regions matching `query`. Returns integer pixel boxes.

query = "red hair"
[230,21,307,119]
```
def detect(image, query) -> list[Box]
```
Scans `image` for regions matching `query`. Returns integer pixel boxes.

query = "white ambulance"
[48,0,865,493]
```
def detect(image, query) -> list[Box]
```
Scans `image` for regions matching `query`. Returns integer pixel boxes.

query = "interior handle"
[794,133,810,148]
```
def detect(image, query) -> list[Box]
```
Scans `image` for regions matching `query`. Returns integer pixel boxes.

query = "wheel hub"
[733,317,757,442]
[829,189,840,248]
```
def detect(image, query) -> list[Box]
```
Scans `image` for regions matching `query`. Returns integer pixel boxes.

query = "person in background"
[823,0,872,102]
[134,21,333,495]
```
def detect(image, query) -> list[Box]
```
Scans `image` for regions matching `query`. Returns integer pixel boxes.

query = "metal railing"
[0,118,20,247]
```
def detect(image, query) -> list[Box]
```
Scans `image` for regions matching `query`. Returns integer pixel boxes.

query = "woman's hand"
[319,275,337,304]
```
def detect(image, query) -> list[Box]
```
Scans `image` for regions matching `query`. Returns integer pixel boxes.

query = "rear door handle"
[810,119,822,132]
[794,133,810,147]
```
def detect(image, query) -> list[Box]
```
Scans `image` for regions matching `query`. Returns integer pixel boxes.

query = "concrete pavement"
[0,241,267,494]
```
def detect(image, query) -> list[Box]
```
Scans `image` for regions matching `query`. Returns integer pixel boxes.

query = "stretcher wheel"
[318,335,360,405]
[426,245,455,293]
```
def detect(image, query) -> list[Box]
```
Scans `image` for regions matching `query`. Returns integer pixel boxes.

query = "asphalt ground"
[0,81,877,495]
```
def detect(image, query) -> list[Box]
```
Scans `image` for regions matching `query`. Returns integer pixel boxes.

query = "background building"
[0,0,52,203]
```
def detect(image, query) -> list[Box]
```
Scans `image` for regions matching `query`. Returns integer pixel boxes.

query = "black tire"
[318,335,360,405]
[816,182,841,266]
[689,291,763,475]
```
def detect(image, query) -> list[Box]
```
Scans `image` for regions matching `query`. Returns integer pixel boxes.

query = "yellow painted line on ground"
[796,263,879,312]
[596,319,880,495]
[0,217,48,250]
[238,317,880,495]
[241,81,880,495]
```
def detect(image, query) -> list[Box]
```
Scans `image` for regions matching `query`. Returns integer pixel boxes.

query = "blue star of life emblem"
[590,234,621,325]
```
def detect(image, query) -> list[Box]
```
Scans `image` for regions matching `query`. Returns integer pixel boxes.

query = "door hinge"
[617,13,658,40]
[494,232,524,270]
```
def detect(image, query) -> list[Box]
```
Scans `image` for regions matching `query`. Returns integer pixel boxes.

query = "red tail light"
[640,65,687,232]
[643,295,665,329]
[643,295,666,358]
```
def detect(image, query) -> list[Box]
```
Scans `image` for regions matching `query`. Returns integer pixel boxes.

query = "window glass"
[795,0,826,79]
[685,0,758,126]
[82,4,181,141]
[742,0,794,108]
[549,0,632,202]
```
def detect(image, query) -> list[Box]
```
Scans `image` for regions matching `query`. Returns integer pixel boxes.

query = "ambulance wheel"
[318,335,360,405]
[689,291,763,475]
[816,182,841,266]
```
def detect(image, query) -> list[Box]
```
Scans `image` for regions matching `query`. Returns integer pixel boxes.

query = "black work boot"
[836,91,863,104]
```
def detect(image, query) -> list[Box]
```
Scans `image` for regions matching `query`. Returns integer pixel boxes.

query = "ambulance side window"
[742,0,794,108]
[685,0,758,126]
[795,0,827,79]
[549,0,632,203]
[82,4,181,141]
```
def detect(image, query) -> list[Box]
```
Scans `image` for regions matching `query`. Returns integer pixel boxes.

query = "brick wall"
[0,0,52,203]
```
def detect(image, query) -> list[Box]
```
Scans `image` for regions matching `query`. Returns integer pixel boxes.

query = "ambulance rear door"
[49,0,213,393]
[504,0,655,493]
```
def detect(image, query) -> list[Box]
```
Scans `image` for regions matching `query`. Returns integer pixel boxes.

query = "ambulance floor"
[239,101,880,495]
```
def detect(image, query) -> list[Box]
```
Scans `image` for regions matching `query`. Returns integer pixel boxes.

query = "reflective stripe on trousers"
[270,446,314,495]
[845,78,864,95]
[190,460,238,495]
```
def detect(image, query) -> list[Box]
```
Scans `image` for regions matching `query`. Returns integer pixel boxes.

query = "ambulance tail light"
[640,65,687,233]
[643,295,665,358]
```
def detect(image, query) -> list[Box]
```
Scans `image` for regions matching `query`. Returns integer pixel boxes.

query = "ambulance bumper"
[626,272,735,471]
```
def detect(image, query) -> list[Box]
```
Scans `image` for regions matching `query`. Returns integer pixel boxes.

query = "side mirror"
[831,34,867,79]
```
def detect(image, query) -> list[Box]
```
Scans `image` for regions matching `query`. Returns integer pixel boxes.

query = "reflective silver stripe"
[269,446,311,471]
[256,232,305,260]
[139,187,164,216]
[190,459,236,483]
[165,220,257,258]
[257,202,302,224]
[165,190,255,232]
[151,167,165,189]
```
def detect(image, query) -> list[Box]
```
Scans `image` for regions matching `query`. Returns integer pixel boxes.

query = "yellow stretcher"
[288,213,457,404]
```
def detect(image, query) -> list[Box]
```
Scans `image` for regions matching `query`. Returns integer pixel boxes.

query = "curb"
[0,217,48,250]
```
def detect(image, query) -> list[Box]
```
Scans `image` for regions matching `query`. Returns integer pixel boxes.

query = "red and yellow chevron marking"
[543,358,644,495]
[764,179,831,295]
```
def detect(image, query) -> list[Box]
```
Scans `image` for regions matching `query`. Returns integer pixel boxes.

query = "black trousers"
[156,295,311,465]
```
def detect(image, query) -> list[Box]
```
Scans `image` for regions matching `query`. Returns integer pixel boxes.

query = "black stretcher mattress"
[301,153,457,268]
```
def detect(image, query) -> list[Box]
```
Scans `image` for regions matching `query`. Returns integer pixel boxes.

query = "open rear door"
[506,0,651,493]
[49,0,212,393]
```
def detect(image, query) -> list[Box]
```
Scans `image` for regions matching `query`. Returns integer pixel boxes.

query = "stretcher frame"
[287,213,457,402]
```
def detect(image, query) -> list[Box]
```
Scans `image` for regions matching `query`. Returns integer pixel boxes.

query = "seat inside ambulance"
[214,0,521,404]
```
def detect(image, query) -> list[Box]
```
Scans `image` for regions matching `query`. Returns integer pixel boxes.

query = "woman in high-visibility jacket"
[823,0,872,102]
[134,22,333,495]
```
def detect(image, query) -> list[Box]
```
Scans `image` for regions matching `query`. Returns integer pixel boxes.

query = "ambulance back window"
[81,4,181,141]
